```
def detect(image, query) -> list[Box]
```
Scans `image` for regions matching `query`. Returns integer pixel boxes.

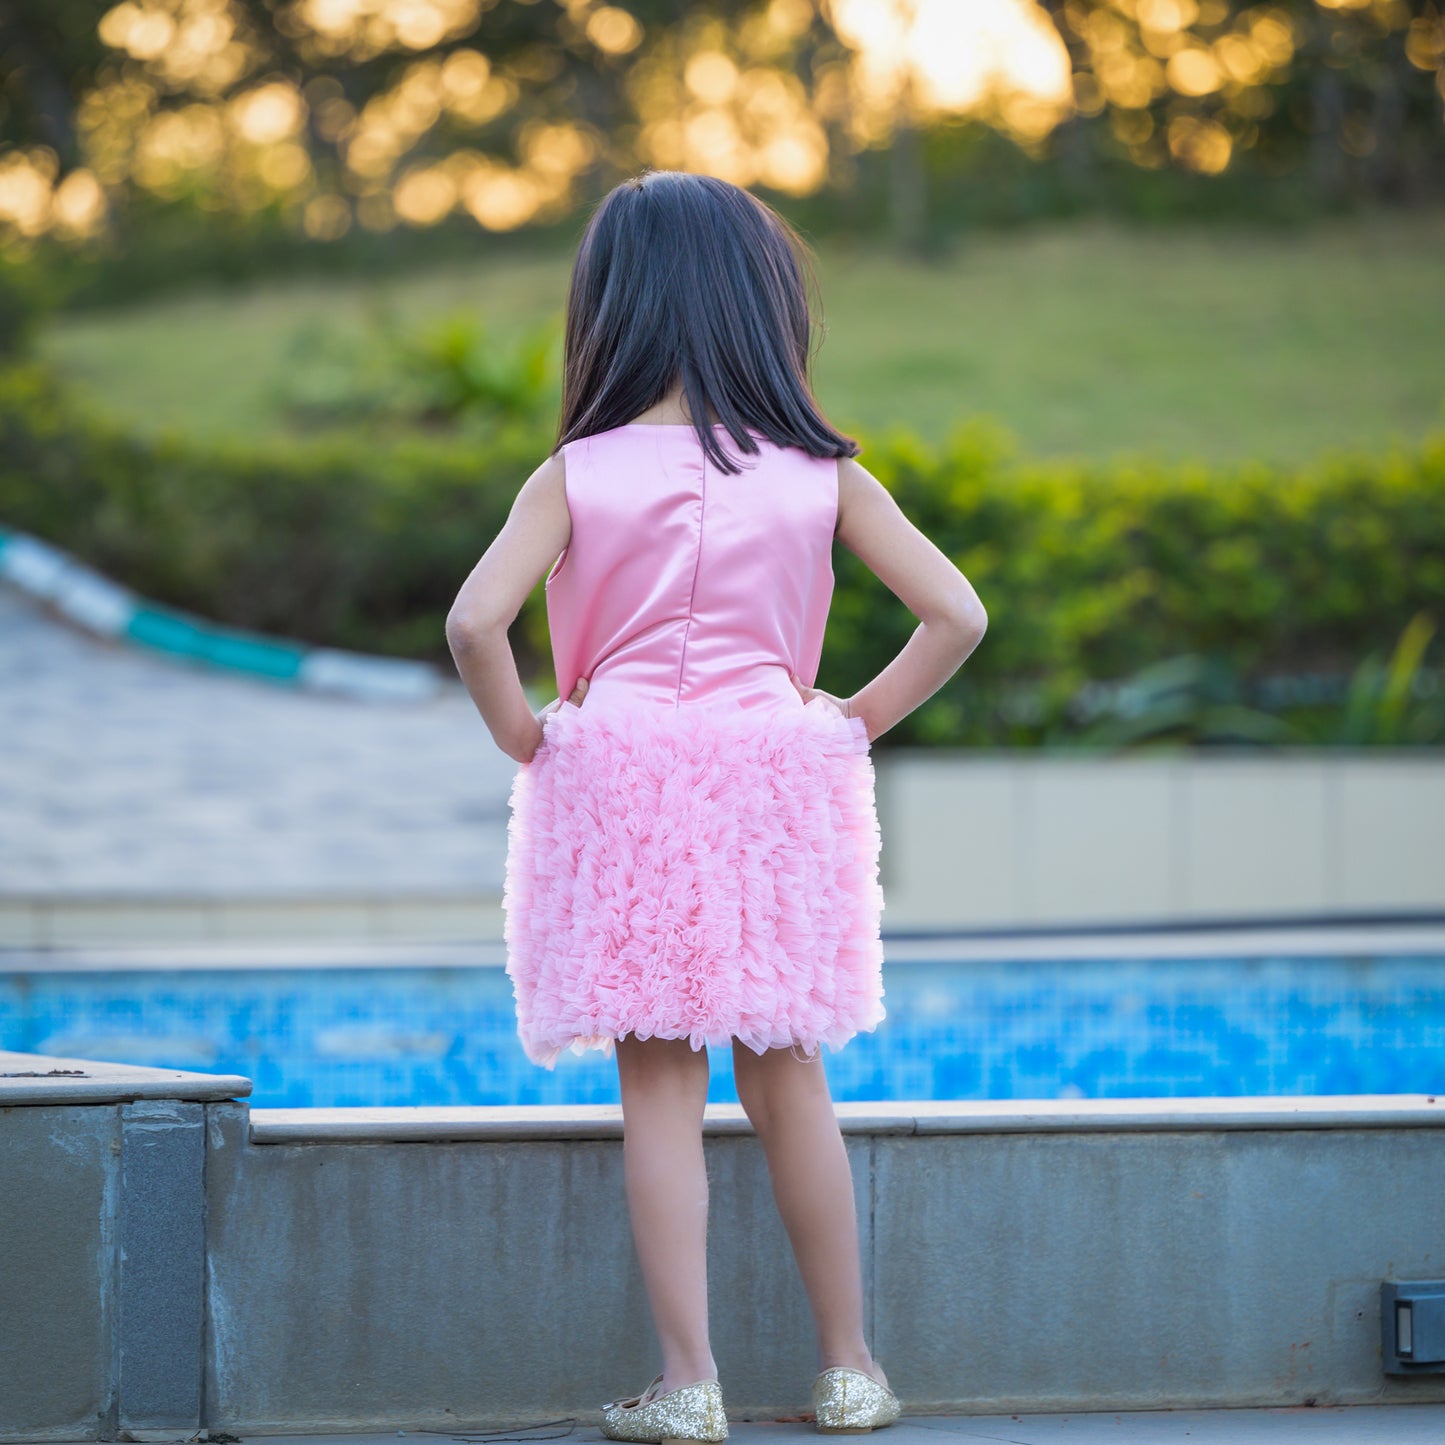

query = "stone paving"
[0,586,519,897]
[44,1404,1445,1444]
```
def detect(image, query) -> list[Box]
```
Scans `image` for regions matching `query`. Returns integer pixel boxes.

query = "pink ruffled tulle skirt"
[502,695,886,1068]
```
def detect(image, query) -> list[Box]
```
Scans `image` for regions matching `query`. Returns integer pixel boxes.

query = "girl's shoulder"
[515,447,567,508]
[836,453,879,498]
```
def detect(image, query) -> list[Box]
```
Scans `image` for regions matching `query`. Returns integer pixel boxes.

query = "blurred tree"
[0,3,108,170]
[0,0,1440,258]
[0,1,113,243]
[1041,0,1444,203]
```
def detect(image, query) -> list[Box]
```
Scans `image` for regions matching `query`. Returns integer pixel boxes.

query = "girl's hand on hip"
[527,677,588,761]
[538,675,589,726]
[790,672,852,719]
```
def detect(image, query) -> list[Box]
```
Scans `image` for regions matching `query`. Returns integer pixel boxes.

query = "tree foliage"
[0,1,1440,261]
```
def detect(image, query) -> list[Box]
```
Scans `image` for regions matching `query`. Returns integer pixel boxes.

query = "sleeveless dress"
[502,421,886,1068]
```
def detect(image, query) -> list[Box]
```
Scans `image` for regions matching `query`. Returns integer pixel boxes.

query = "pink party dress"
[503,421,886,1068]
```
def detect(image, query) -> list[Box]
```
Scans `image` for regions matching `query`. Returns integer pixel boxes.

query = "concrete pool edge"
[0,1048,252,1104]
[5,916,1445,971]
[3,1051,1440,1136]
[240,1094,1445,1143]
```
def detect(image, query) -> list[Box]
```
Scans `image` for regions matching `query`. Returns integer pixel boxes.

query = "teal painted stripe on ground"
[125,608,306,680]
[3,526,439,699]
[200,631,306,680]
[125,608,210,661]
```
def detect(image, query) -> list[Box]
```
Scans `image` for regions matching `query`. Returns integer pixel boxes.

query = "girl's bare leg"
[731,1041,889,1388]
[615,1033,718,1394]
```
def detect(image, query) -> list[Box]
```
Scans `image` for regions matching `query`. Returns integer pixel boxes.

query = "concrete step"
[0,893,504,949]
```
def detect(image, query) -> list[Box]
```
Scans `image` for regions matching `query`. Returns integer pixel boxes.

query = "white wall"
[875,749,1445,931]
[3,751,1440,947]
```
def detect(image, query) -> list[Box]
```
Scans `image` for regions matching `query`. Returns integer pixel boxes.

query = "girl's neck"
[628,385,719,427]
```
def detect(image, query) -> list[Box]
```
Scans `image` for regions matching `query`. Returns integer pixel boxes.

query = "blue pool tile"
[2,953,1444,1107]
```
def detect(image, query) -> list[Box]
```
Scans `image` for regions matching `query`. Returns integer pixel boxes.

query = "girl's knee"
[733,1040,832,1125]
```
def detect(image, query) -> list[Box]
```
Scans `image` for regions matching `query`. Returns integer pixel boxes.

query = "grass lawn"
[37,208,1445,468]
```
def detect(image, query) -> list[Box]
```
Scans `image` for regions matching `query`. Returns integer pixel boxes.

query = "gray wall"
[871,1127,1444,1413]
[206,1110,1445,1431]
[205,1103,862,1431]
[0,1098,205,1442]
[4,1053,1445,1440]
[0,1105,118,1441]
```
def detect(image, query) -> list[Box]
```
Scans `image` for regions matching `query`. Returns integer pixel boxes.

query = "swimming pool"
[3,929,1442,1108]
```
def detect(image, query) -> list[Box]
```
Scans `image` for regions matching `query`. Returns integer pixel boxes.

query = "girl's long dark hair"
[555,169,859,476]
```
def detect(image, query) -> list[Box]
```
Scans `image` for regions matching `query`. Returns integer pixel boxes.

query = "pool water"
[3,946,1442,1107]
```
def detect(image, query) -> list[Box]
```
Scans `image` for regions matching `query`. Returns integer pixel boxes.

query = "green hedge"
[0,362,550,669]
[830,423,1445,743]
[3,362,1442,746]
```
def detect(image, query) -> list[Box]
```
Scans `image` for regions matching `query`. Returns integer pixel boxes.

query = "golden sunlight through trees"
[629,8,829,194]
[0,0,1440,253]
[825,0,1075,148]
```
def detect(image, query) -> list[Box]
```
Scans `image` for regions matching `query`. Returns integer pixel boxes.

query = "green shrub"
[2,362,1442,747]
[0,259,50,359]
[830,420,1445,744]
[268,308,562,437]
[0,362,552,675]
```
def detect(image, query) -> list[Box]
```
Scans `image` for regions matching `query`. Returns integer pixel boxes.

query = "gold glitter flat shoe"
[600,1373,728,1444]
[811,1366,902,1433]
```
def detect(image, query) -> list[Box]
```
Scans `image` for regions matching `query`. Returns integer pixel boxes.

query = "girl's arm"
[827,456,988,743]
[445,451,572,764]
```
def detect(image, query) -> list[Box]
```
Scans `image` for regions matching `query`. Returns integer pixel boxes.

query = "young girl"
[446,170,987,1441]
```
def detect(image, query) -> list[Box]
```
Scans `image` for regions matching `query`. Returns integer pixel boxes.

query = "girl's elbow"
[937,592,987,641]
[950,607,987,655]
[445,607,491,654]
[444,610,467,653]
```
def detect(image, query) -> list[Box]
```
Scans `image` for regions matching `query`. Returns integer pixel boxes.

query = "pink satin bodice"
[545,423,839,714]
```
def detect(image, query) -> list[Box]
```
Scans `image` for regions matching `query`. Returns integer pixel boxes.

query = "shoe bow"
[603,1374,665,1412]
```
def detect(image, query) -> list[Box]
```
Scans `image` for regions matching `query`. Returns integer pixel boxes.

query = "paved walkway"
[0,586,518,898]
[47,1405,1445,1444]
